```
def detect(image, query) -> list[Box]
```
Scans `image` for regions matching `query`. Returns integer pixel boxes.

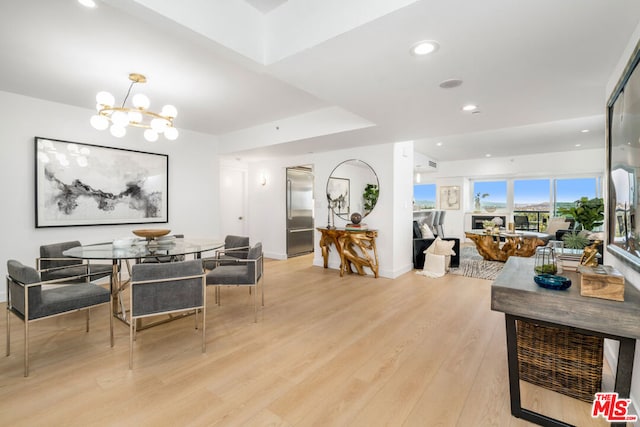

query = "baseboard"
[264,251,287,260]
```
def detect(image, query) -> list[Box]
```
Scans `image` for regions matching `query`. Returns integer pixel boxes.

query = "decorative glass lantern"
[534,246,557,275]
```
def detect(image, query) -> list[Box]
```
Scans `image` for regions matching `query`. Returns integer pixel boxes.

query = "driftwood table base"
[317,228,379,278]
[465,232,545,262]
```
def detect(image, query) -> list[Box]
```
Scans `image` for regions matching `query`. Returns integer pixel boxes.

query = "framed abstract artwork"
[440,185,460,210]
[35,137,168,227]
[327,176,350,215]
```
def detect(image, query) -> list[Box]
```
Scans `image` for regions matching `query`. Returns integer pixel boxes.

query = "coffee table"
[465,230,547,262]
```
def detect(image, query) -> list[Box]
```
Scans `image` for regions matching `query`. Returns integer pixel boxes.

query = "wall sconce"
[259,172,267,186]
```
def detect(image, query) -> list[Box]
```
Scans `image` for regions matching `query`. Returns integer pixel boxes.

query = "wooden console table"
[492,256,640,427]
[465,230,546,261]
[316,227,379,278]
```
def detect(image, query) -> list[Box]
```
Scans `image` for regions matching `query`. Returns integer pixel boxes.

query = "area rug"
[449,246,505,280]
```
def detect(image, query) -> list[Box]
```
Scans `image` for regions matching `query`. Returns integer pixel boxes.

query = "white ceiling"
[0,0,639,163]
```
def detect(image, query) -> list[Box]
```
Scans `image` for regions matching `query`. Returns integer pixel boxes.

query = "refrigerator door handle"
[289,228,314,233]
[286,178,292,220]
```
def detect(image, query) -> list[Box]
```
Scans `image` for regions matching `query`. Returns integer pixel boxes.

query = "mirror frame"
[606,39,640,273]
[326,159,379,220]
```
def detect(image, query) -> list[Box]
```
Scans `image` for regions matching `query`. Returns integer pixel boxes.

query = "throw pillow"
[426,237,456,256]
[546,218,570,235]
[416,253,447,278]
[420,223,435,239]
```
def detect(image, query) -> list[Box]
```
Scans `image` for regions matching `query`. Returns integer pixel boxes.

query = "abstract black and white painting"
[35,137,168,227]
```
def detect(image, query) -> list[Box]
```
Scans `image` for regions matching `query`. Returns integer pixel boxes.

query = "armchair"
[128,259,206,369]
[205,242,263,322]
[203,235,249,271]
[6,259,113,376]
[38,241,112,282]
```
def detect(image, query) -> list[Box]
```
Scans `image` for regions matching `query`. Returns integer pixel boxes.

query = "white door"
[220,167,247,236]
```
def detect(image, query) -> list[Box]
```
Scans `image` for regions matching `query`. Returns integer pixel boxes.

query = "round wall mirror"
[326,159,379,220]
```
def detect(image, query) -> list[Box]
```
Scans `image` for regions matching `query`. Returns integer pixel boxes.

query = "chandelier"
[90,73,179,141]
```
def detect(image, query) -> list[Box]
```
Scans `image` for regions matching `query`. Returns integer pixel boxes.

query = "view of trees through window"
[413,184,436,209]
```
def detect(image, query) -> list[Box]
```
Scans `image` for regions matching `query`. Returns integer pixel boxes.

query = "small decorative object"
[350,212,362,225]
[534,274,572,290]
[579,240,601,267]
[534,246,557,274]
[112,237,136,248]
[485,206,497,213]
[577,265,624,301]
[474,192,489,212]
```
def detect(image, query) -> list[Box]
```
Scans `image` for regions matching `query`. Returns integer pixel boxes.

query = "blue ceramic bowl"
[534,274,572,290]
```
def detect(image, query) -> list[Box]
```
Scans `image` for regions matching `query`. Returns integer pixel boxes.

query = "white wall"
[245,142,413,278]
[0,91,221,301]
[417,148,604,241]
[605,21,640,415]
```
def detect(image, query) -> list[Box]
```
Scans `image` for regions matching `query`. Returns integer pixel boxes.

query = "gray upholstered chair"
[38,241,112,282]
[128,259,206,369]
[205,242,263,322]
[202,235,250,270]
[6,259,113,377]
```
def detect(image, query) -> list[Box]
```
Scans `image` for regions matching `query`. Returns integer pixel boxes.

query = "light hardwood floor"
[0,255,611,426]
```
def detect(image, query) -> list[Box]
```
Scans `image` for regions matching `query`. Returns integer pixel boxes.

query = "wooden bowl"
[132,229,171,239]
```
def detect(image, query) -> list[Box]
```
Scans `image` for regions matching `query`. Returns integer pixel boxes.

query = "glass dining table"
[63,237,224,327]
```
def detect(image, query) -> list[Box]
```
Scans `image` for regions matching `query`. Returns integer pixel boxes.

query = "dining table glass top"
[62,238,224,260]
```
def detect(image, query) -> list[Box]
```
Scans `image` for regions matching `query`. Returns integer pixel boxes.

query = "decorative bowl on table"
[132,229,171,241]
[534,274,571,290]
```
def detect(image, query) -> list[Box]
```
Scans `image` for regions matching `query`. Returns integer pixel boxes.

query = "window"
[473,180,507,210]
[554,177,602,216]
[414,184,436,209]
[514,179,550,232]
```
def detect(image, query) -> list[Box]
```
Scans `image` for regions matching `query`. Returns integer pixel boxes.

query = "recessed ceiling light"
[575,144,582,147]
[439,79,463,89]
[485,154,491,158]
[78,0,97,7]
[462,104,478,112]
[411,40,440,56]
[581,129,590,133]
[436,141,443,146]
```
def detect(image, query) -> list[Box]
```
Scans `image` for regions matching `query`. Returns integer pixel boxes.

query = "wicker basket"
[516,320,604,403]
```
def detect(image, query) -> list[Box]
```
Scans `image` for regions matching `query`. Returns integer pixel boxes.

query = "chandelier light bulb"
[110,124,126,138]
[161,104,178,118]
[132,93,150,110]
[111,111,129,127]
[150,118,168,133]
[96,91,115,107]
[128,111,142,124]
[144,129,159,142]
[164,127,179,140]
[90,115,109,130]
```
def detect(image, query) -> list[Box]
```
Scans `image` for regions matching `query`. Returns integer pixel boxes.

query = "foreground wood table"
[491,256,640,427]
[465,230,546,261]
[317,227,379,278]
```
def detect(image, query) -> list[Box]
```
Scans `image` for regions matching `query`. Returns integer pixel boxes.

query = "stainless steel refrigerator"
[286,167,314,257]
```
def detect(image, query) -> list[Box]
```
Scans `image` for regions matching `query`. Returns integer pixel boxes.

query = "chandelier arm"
[98,107,175,129]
